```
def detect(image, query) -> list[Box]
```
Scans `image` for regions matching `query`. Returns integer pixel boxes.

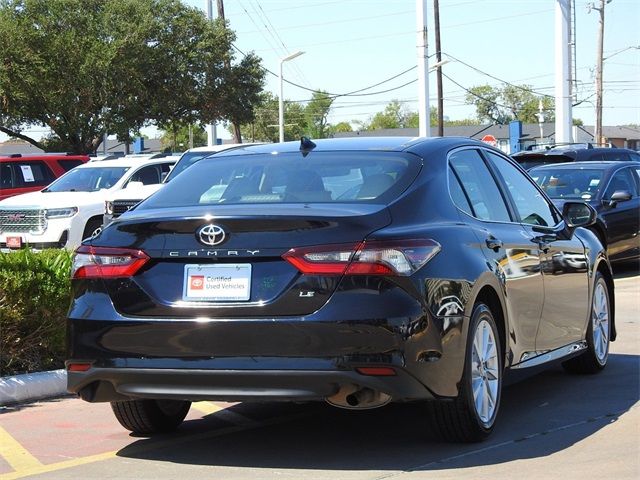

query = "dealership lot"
[1,268,638,480]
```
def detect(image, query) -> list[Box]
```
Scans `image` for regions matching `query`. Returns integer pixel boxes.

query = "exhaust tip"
[326,385,391,410]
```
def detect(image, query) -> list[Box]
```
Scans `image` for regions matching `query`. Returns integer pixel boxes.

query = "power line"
[443,52,555,98]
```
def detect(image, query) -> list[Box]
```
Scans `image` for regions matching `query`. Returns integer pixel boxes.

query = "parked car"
[0,155,177,250]
[67,137,614,442]
[0,153,89,201]
[529,161,640,264]
[512,144,640,170]
[103,144,259,226]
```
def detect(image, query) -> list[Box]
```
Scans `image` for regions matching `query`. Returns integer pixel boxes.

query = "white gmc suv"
[103,144,256,226]
[0,154,177,250]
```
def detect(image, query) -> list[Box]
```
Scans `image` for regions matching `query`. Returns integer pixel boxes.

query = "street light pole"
[279,51,304,143]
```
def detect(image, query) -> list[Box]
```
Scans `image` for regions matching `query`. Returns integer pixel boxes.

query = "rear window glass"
[530,168,603,200]
[141,151,421,208]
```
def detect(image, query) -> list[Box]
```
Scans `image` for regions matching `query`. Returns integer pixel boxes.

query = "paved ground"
[1,267,638,480]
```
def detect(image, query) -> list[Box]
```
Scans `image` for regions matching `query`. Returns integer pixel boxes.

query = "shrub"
[0,249,72,376]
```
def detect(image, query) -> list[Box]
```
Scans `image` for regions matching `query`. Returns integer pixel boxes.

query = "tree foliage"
[159,122,207,151]
[238,90,336,142]
[465,84,554,124]
[357,101,479,131]
[0,0,265,153]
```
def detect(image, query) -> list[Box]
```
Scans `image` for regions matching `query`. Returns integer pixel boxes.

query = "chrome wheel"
[592,280,609,365]
[471,318,500,425]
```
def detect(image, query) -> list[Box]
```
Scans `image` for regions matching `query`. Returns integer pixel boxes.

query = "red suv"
[0,153,90,201]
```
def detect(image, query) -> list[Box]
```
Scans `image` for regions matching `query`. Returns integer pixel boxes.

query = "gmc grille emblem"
[197,224,226,246]
[7,213,25,221]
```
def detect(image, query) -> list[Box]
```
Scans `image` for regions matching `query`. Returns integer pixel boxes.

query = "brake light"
[72,245,150,279]
[283,239,440,276]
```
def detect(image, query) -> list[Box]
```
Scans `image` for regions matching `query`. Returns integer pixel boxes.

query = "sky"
[3,0,639,142]
[187,0,639,138]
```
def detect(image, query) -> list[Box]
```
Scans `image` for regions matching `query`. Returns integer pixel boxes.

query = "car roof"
[513,146,636,157]
[529,161,632,170]
[0,153,89,161]
[74,156,177,169]
[212,136,484,158]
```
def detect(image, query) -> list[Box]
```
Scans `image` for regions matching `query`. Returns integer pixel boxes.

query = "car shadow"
[115,353,638,471]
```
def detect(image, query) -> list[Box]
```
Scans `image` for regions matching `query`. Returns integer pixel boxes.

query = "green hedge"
[0,249,72,376]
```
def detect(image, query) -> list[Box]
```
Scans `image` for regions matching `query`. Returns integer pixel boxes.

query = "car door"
[599,166,640,262]
[483,150,589,352]
[449,148,544,364]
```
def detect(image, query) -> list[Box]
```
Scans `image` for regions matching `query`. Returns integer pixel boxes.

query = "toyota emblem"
[197,224,226,246]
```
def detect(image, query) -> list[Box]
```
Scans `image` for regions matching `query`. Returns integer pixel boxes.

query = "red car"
[0,153,90,201]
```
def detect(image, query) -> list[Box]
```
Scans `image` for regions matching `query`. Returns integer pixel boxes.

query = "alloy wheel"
[592,280,609,365]
[471,318,500,425]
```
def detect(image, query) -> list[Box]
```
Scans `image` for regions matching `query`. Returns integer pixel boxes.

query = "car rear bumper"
[66,363,434,404]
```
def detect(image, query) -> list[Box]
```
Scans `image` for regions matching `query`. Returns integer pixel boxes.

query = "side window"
[448,167,473,216]
[603,168,638,198]
[57,159,85,172]
[484,151,558,227]
[15,162,54,187]
[449,149,511,222]
[1,164,14,189]
[129,165,161,185]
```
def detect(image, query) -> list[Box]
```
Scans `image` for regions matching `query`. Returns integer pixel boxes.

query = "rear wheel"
[563,272,610,374]
[427,303,502,442]
[110,399,191,435]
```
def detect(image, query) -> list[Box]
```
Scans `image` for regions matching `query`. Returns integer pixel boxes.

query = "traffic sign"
[481,134,498,147]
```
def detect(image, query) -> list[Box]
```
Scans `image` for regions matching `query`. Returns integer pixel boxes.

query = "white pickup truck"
[0,154,178,250]
[103,144,255,226]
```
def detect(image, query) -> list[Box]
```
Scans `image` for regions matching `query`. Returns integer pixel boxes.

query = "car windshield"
[164,151,218,183]
[44,167,129,192]
[141,151,420,208]
[530,168,603,200]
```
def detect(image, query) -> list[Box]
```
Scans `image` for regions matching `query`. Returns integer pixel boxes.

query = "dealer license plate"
[6,236,23,249]
[183,264,252,301]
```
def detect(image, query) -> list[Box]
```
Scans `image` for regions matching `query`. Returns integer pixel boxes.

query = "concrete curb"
[0,369,68,406]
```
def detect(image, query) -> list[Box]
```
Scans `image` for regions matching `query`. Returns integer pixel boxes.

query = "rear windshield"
[530,168,603,200]
[514,154,573,171]
[141,151,421,208]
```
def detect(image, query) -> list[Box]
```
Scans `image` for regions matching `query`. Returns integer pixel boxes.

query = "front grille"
[112,199,141,217]
[0,209,46,234]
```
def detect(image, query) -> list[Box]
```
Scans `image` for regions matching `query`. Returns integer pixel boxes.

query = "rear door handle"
[485,237,503,252]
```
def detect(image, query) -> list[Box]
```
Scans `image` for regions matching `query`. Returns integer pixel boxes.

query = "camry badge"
[197,224,226,246]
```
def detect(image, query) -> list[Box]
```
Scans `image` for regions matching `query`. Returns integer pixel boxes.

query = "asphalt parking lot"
[1,266,638,480]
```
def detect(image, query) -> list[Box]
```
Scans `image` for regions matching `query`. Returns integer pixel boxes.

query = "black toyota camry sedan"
[66,137,615,442]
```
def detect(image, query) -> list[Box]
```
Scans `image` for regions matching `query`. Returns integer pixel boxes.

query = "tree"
[304,91,333,139]
[238,92,307,143]
[465,84,555,124]
[159,122,207,151]
[0,0,265,153]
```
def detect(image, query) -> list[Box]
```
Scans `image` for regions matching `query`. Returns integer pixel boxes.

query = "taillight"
[72,245,150,279]
[283,239,440,276]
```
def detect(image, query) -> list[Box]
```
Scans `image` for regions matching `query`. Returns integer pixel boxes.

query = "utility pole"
[591,0,607,146]
[433,0,443,136]
[216,0,242,143]
[416,0,430,137]
[204,0,218,146]
[554,0,573,144]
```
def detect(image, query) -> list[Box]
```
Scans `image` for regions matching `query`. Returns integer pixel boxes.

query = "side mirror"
[562,201,597,228]
[606,190,632,208]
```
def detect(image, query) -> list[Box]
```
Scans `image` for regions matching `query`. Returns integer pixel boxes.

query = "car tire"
[427,303,503,442]
[110,399,191,435]
[82,217,103,240]
[562,272,610,374]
